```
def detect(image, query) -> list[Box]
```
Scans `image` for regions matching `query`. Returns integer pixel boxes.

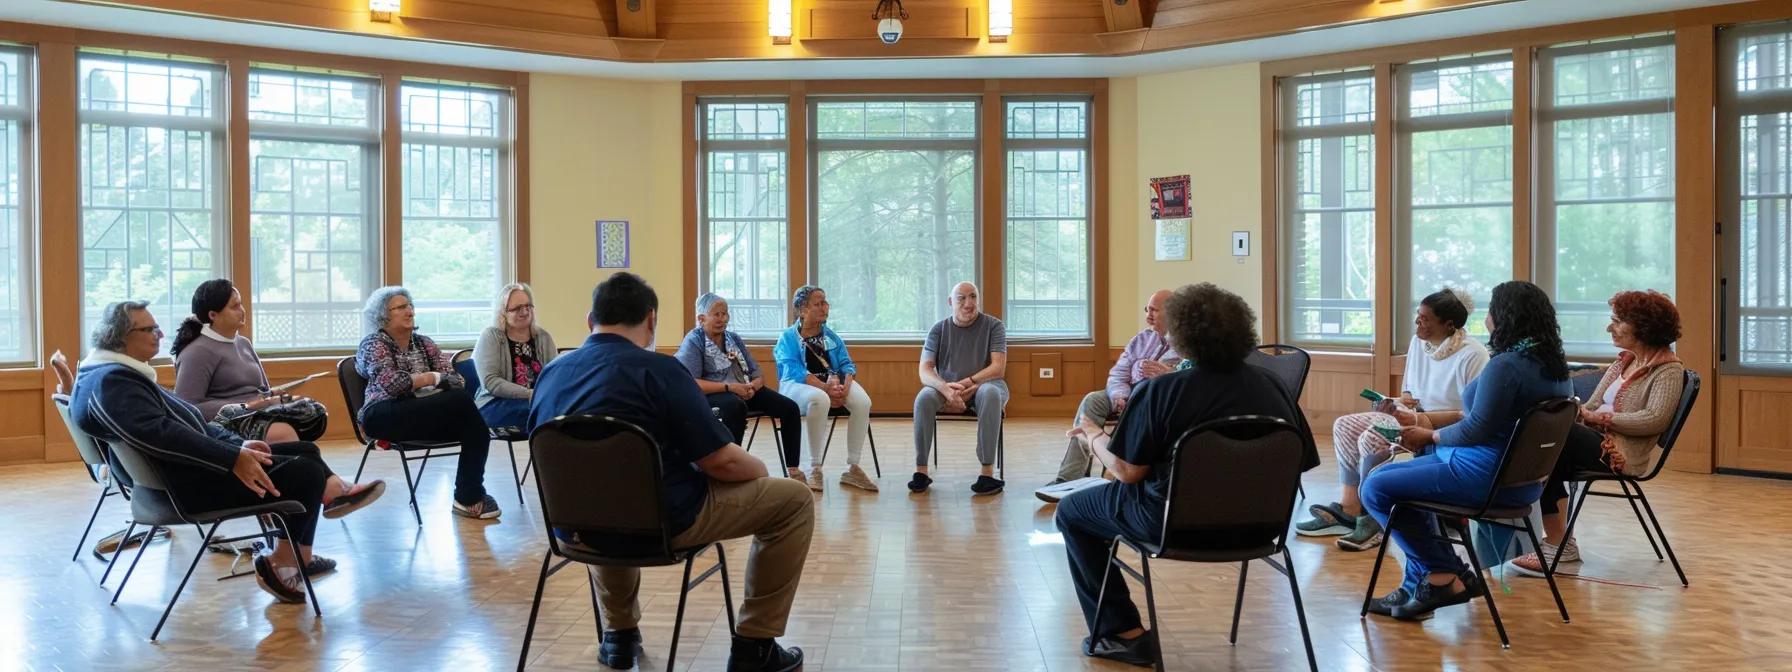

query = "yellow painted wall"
[1125,63,1265,335]
[528,74,687,347]
[1106,77,1141,347]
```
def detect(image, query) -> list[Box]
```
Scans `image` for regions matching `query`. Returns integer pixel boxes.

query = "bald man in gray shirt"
[909,282,1010,496]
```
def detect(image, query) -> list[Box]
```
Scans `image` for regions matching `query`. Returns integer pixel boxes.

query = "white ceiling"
[1,0,1755,80]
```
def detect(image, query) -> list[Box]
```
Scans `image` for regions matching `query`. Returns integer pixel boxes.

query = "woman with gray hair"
[70,301,380,604]
[354,286,500,520]
[674,292,805,486]
[472,283,558,430]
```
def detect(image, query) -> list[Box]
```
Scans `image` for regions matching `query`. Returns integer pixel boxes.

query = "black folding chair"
[452,348,532,506]
[1091,416,1317,672]
[816,407,883,477]
[338,356,462,526]
[742,409,790,473]
[1248,344,1311,498]
[1552,369,1699,586]
[927,408,1005,480]
[100,436,320,640]
[1359,397,1578,649]
[517,415,736,672]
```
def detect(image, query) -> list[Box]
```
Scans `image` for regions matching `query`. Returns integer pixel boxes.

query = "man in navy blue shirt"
[530,272,812,672]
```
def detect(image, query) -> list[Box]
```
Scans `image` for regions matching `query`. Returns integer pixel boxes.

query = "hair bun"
[1446,288,1474,313]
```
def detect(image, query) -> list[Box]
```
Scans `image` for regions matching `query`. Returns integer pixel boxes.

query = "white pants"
[779,380,872,469]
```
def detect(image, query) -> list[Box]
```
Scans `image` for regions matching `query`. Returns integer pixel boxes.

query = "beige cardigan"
[1583,352,1685,476]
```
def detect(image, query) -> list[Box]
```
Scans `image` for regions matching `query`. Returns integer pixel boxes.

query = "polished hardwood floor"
[3,418,1790,671]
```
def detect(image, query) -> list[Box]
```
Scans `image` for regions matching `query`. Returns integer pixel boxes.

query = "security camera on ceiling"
[873,0,908,44]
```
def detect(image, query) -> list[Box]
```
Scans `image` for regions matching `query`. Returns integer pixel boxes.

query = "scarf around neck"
[82,348,158,382]
[1424,329,1469,362]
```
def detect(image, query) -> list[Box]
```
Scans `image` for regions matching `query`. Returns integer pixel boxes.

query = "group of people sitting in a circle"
[64,267,1683,671]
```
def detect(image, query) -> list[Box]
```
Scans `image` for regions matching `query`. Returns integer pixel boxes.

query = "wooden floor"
[4,418,1790,671]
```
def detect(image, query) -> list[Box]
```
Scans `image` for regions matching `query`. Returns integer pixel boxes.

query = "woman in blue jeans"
[1361,280,1571,621]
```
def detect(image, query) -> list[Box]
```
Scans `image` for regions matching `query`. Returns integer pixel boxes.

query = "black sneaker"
[907,471,933,493]
[727,635,804,672]
[599,627,643,670]
[1082,630,1159,667]
[1365,587,1409,617]
[452,494,502,520]
[970,475,1005,496]
[1391,579,1475,621]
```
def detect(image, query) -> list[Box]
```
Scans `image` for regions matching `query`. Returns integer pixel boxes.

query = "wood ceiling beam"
[1101,0,1151,33]
[614,0,658,39]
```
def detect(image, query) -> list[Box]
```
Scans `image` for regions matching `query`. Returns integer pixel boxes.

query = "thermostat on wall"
[1232,231,1250,257]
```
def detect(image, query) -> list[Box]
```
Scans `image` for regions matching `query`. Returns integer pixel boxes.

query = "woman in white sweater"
[1295,287,1489,551]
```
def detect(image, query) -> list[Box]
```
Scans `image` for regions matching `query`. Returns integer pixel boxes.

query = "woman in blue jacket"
[1361,280,1572,621]
[773,286,878,492]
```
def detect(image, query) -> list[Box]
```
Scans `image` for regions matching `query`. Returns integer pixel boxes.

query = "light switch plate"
[1232,231,1250,257]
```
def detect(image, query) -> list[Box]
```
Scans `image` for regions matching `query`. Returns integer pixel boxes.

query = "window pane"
[1404,125,1513,344]
[1731,27,1792,366]
[705,102,785,140]
[401,84,509,344]
[249,139,373,350]
[1407,58,1513,118]
[1284,74,1375,345]
[705,150,788,336]
[1552,41,1675,106]
[0,49,26,363]
[249,71,374,126]
[1006,148,1089,337]
[1006,100,1088,139]
[814,100,979,338]
[79,55,223,357]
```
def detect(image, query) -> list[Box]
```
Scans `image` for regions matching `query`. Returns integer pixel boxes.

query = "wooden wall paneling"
[1370,63,1396,393]
[1676,23,1718,474]
[1100,0,1149,33]
[615,0,660,39]
[720,345,1100,418]
[228,57,253,339]
[260,358,357,442]
[382,73,404,286]
[1032,352,1063,396]
[1302,353,1375,435]
[1717,377,1792,474]
[37,42,80,463]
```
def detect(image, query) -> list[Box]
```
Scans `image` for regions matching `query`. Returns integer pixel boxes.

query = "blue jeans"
[479,396,531,431]
[1360,453,1542,592]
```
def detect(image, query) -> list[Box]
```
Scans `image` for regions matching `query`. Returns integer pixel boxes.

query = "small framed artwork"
[597,220,630,268]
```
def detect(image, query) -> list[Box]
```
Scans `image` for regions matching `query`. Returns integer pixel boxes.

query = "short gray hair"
[695,292,727,315]
[92,300,152,353]
[493,282,534,331]
[364,286,414,334]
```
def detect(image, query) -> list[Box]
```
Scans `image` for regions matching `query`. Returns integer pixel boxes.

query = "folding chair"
[338,356,462,526]
[452,348,532,506]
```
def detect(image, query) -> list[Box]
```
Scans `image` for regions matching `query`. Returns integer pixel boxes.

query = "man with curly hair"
[1054,283,1317,667]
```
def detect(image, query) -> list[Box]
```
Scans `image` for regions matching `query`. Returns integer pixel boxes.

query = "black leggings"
[707,387,802,470]
[1541,423,1613,516]
[360,388,491,506]
[161,441,331,547]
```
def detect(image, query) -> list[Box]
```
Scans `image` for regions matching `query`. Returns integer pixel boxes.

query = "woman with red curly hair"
[1506,289,1685,578]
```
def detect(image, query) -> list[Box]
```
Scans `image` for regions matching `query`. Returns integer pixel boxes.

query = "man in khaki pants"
[529,271,813,672]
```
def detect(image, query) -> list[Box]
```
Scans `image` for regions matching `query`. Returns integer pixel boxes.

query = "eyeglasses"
[132,325,163,335]
[506,304,536,314]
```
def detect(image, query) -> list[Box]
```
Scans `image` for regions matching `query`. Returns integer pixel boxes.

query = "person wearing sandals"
[1296,288,1487,551]
[1359,281,1572,621]
[1504,290,1685,578]
[355,286,501,520]
[72,301,382,604]
[773,286,878,492]
[473,283,559,431]
[170,280,385,575]
[676,293,814,490]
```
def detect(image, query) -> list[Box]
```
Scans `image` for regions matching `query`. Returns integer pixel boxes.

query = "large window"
[248,70,379,352]
[78,54,225,356]
[1539,36,1676,355]
[1281,71,1375,346]
[0,48,32,364]
[1722,22,1792,369]
[699,101,788,337]
[1004,99,1092,339]
[1394,54,1514,350]
[813,100,978,338]
[400,83,511,344]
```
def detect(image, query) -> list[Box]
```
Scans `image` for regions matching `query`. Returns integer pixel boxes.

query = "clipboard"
[268,371,328,395]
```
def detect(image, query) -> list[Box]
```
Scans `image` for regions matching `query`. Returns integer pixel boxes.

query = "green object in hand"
[1373,425,1401,442]
[1359,388,1389,402]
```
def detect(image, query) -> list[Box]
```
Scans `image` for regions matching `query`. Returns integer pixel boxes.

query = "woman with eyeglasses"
[674,292,804,484]
[472,283,559,431]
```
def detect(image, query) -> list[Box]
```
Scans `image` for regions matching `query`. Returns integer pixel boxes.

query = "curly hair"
[1609,290,1681,349]
[1486,281,1569,381]
[1163,283,1257,372]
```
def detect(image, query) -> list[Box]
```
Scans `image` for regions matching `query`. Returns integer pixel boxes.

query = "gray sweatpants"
[1052,390,1118,481]
[913,380,1010,467]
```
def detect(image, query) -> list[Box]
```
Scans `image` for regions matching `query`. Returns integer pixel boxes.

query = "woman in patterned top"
[674,293,806,487]
[473,283,558,431]
[354,286,499,520]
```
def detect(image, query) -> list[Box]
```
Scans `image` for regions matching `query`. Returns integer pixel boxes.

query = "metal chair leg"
[666,555,698,672]
[1521,517,1570,623]
[717,543,738,636]
[74,485,111,562]
[1228,560,1248,645]
[1618,480,1664,560]
[1088,537,1123,651]
[1360,505,1396,617]
[352,443,374,482]
[100,521,138,585]
[1632,483,1688,587]
[1551,483,1595,573]
[1281,548,1319,672]
[149,521,222,641]
[868,422,881,478]
[1457,518,1509,649]
[112,523,160,604]
[822,416,837,468]
[587,565,604,639]
[506,440,526,507]
[399,451,422,526]
[269,512,322,617]
[516,550,553,672]
[1138,553,1164,672]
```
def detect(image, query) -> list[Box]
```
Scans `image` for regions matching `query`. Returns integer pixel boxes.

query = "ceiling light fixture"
[769,0,793,44]
[873,0,907,45]
[988,0,1012,43]
[369,0,399,22]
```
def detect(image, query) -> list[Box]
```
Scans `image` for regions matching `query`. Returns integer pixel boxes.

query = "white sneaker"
[806,467,825,492]
[1033,477,1106,504]
[839,465,879,492]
